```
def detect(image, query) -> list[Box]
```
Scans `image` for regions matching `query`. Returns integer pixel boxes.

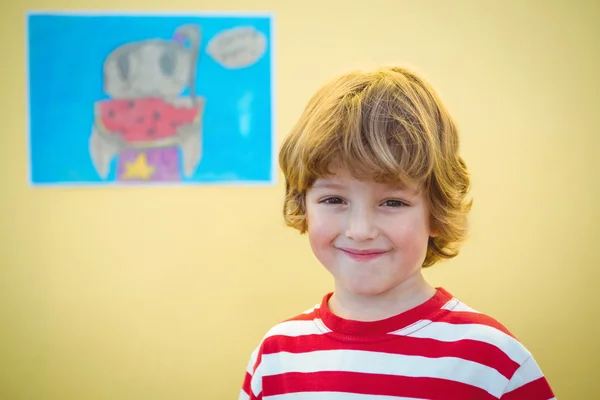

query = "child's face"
[305,166,433,297]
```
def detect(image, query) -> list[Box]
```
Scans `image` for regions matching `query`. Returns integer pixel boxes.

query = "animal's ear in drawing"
[173,24,200,50]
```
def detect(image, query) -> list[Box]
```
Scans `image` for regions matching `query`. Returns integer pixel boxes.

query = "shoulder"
[416,295,533,365]
[254,302,327,349]
[410,294,555,398]
[243,302,327,373]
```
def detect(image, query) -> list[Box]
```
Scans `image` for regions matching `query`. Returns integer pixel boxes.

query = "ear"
[428,222,439,238]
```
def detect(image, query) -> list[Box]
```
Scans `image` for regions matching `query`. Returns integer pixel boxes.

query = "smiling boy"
[239,66,555,400]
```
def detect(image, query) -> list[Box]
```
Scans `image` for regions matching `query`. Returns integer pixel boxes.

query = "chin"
[344,280,396,297]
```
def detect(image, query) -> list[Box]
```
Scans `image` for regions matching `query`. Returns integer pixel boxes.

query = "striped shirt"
[239,288,555,400]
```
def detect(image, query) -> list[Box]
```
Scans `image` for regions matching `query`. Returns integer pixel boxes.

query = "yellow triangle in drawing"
[123,153,155,180]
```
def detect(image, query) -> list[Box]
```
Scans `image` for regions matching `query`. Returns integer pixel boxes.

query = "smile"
[337,247,389,262]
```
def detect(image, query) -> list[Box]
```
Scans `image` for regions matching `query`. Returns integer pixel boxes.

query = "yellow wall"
[2,1,598,398]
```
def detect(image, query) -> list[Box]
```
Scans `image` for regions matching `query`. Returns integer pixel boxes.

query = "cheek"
[306,208,338,250]
[386,213,431,249]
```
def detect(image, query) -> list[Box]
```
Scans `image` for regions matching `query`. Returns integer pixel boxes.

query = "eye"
[320,196,345,205]
[382,199,407,207]
[117,53,130,80]
[160,47,177,76]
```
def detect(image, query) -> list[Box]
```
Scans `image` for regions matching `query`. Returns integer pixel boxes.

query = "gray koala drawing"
[89,24,206,181]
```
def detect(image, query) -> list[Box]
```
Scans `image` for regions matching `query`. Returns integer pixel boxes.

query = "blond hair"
[279,66,472,267]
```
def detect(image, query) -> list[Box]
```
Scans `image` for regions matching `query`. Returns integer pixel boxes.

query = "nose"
[345,206,378,241]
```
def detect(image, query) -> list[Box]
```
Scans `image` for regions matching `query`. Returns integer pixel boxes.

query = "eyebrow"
[311,180,420,195]
[311,181,345,190]
[391,183,415,192]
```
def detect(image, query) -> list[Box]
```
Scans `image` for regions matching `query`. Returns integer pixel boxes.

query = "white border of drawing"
[25,10,277,188]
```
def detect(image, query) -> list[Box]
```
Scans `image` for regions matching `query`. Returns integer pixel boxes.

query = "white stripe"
[266,392,422,400]
[264,319,329,339]
[406,321,531,364]
[260,350,509,398]
[440,298,459,310]
[242,344,265,397]
[250,367,262,398]
[238,390,251,400]
[244,346,263,397]
[301,304,320,314]
[447,300,481,313]
[245,346,260,374]
[503,356,545,393]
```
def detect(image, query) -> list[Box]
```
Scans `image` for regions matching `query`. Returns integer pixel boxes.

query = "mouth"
[337,247,389,262]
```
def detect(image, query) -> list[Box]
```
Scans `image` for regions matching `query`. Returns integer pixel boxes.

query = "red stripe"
[263,371,497,399]
[261,333,519,379]
[500,377,555,400]
[254,351,263,373]
[242,372,253,397]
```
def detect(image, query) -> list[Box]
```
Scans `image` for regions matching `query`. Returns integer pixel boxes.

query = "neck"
[328,272,436,322]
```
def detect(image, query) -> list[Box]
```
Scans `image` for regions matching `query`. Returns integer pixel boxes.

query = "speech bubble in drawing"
[206,27,267,69]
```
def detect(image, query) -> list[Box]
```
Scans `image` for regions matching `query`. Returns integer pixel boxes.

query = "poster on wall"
[26,11,275,186]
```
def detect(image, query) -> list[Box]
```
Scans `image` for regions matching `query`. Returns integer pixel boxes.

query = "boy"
[239,66,555,399]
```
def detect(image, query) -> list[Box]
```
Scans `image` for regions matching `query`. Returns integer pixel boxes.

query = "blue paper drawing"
[27,12,274,186]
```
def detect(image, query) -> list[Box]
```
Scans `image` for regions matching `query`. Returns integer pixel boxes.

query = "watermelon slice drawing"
[96,98,200,143]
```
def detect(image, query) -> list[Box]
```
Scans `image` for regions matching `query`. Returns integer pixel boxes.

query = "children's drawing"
[27,13,274,186]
